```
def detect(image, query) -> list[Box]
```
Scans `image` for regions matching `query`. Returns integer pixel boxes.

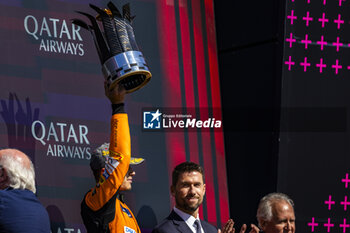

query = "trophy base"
[102,51,152,93]
[107,71,151,93]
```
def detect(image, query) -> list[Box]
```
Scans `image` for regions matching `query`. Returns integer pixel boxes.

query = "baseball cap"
[90,142,145,170]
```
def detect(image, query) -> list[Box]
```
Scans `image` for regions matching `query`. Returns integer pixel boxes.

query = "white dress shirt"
[173,206,205,233]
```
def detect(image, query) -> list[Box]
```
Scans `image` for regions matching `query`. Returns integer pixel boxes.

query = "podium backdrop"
[0,0,228,232]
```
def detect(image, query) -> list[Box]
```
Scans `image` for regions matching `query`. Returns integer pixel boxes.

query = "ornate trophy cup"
[73,2,151,93]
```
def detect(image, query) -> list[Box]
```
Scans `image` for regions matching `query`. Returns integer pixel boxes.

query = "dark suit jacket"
[152,210,217,233]
[0,188,51,233]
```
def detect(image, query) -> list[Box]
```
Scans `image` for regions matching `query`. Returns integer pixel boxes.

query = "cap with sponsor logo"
[90,142,145,170]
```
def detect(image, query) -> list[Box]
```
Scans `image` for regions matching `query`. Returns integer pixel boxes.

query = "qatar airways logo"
[31,120,91,160]
[24,15,84,56]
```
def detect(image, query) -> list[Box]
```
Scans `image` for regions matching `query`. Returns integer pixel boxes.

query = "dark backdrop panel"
[214,0,285,227]
[218,43,280,226]
[215,1,281,52]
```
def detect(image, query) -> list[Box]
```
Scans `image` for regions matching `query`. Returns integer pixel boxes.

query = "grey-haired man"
[257,193,295,233]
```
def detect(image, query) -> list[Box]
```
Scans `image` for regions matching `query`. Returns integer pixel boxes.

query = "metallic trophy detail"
[72,2,151,93]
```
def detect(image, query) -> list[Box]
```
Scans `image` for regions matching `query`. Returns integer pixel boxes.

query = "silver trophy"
[73,2,151,93]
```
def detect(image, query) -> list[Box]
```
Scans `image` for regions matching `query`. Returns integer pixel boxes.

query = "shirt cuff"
[112,103,125,114]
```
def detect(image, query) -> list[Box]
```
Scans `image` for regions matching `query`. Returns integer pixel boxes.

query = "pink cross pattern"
[317,36,327,50]
[341,196,350,210]
[285,56,295,70]
[303,11,313,26]
[287,10,297,25]
[339,0,345,6]
[340,218,350,233]
[308,217,319,232]
[324,218,334,232]
[286,33,296,48]
[333,37,343,52]
[342,173,350,188]
[301,34,312,49]
[325,195,335,209]
[334,14,344,29]
[300,57,311,72]
[319,13,329,28]
[332,59,342,74]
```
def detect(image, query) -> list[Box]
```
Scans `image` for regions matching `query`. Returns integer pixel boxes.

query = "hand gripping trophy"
[73,2,151,93]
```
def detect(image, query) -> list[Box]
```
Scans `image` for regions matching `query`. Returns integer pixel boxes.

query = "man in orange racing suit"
[81,83,144,233]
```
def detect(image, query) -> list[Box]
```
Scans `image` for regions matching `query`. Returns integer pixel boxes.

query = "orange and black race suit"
[82,113,141,233]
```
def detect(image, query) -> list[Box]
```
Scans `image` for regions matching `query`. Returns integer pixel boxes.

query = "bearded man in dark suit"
[151,162,259,233]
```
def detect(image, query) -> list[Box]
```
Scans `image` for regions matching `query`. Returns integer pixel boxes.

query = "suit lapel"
[201,221,209,233]
[170,210,194,233]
